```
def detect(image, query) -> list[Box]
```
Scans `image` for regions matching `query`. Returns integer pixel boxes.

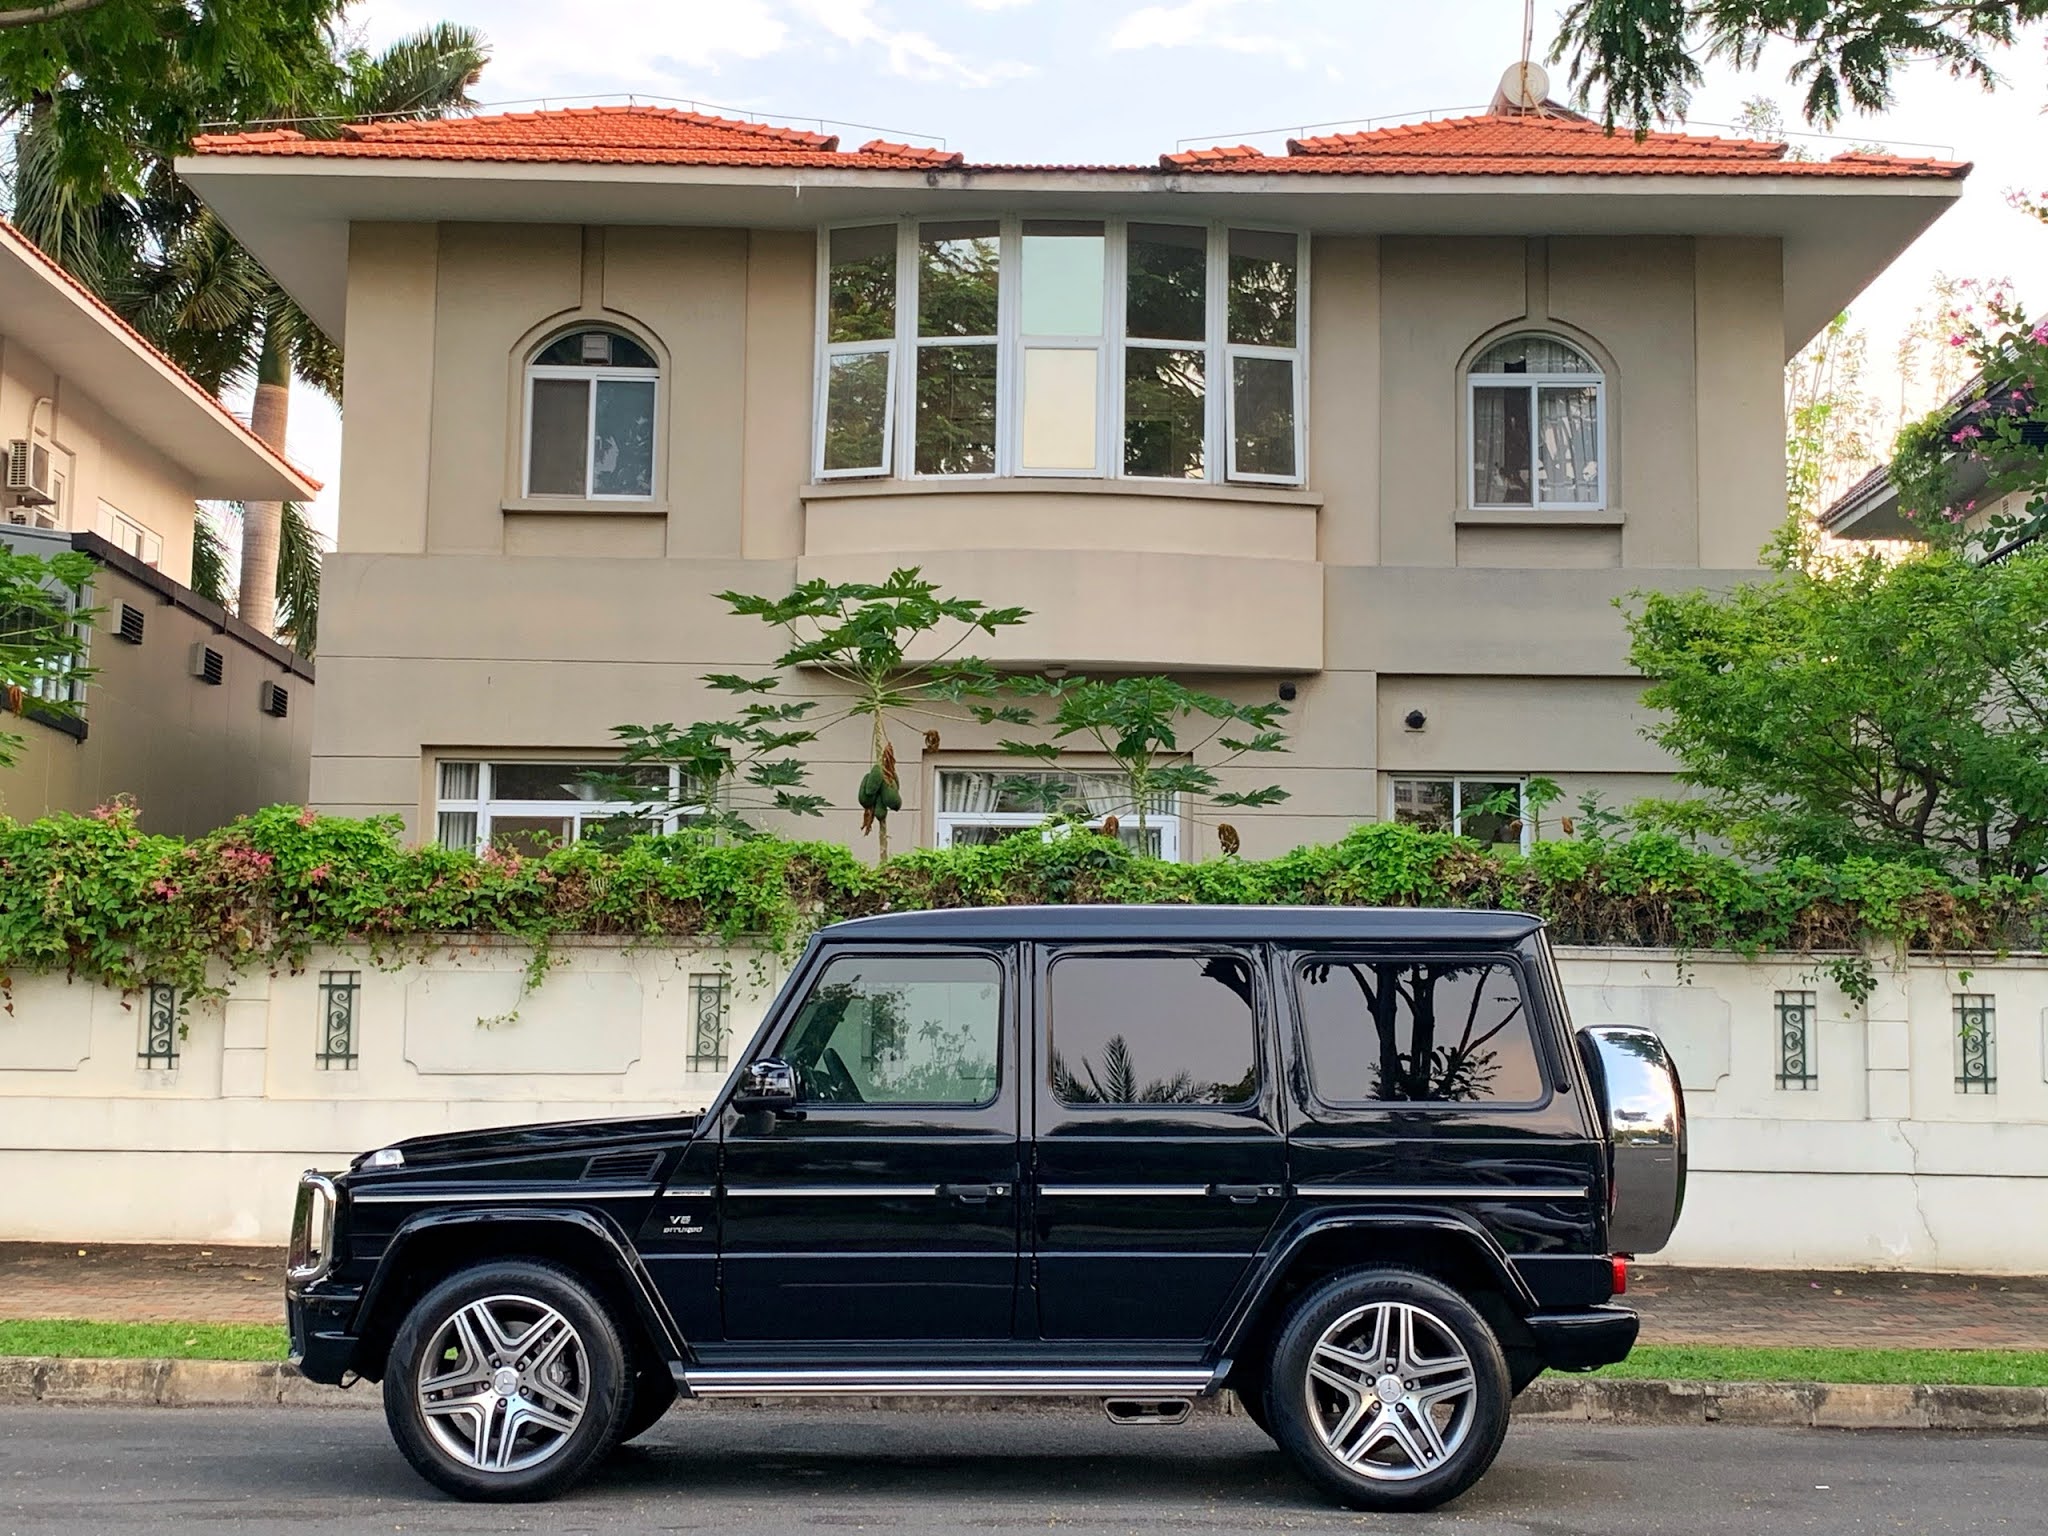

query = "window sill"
[803,477,1321,508]
[1455,507,1624,528]
[501,497,669,516]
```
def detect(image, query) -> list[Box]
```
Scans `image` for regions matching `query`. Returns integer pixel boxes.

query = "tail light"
[1611,1256,1629,1296]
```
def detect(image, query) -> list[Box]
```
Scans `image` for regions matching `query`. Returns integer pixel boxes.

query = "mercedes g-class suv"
[286,906,1684,1511]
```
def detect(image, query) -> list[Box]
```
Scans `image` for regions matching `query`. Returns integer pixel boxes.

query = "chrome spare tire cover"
[1576,1024,1687,1255]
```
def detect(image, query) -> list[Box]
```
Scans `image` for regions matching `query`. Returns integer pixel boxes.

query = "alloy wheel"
[1301,1301,1479,1481]
[416,1294,590,1473]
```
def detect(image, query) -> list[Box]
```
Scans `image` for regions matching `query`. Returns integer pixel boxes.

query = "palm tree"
[6,23,488,641]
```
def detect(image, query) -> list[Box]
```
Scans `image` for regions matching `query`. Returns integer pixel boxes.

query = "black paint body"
[288,907,1636,1389]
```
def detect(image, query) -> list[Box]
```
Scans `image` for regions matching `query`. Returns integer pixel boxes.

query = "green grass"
[0,1320,289,1362]
[1596,1345,2048,1388]
[0,1325,2043,1388]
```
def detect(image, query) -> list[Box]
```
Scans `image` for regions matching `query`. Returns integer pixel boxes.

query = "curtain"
[1537,386,1600,504]
[1472,386,1532,505]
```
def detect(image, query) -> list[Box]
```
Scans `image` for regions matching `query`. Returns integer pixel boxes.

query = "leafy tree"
[1551,1,2048,129]
[1785,312,1884,522]
[2,11,487,640]
[992,675,1289,856]
[1890,289,2048,556]
[610,568,1030,857]
[0,543,94,767]
[601,709,826,846]
[1625,531,2048,879]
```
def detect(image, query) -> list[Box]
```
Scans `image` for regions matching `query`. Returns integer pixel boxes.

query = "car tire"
[1230,1382,1275,1440]
[1264,1267,1511,1512]
[382,1260,631,1502]
[614,1363,678,1446]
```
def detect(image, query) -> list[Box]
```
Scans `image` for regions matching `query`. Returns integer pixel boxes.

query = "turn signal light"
[1610,1256,1629,1296]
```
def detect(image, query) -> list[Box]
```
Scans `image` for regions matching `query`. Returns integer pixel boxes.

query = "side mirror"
[732,1057,800,1115]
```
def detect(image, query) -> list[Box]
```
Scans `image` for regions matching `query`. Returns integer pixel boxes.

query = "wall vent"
[116,604,146,645]
[190,644,224,685]
[260,679,289,718]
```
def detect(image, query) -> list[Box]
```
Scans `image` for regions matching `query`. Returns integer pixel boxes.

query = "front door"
[719,946,1021,1341]
[1029,944,1288,1341]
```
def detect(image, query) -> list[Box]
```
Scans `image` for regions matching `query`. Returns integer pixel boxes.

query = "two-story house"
[1,219,321,831]
[180,85,1965,860]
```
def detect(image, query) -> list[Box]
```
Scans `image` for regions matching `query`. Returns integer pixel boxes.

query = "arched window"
[1468,334,1603,510]
[523,326,659,500]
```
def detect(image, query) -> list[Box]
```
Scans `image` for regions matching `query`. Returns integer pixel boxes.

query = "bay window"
[816,219,1306,486]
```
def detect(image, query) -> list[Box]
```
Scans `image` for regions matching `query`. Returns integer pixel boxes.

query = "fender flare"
[352,1205,692,1369]
[1216,1209,1539,1361]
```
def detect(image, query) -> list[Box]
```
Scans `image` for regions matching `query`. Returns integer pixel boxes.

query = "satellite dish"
[1496,60,1549,111]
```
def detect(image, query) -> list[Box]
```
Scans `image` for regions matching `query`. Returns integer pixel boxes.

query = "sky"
[272,0,2048,541]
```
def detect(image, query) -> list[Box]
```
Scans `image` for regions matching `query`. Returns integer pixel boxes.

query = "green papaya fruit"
[882,781,903,813]
[857,765,885,811]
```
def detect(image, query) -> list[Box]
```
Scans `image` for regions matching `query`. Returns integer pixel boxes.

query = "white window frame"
[1466,335,1606,513]
[813,218,1307,489]
[521,331,661,502]
[434,759,693,853]
[1388,775,1533,853]
[99,502,161,568]
[932,767,1182,861]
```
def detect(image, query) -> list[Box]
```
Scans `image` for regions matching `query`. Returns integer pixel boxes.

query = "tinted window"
[782,954,1000,1107]
[1296,958,1547,1106]
[1049,953,1258,1106]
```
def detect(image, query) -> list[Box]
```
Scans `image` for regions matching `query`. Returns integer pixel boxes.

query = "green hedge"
[1,804,2040,1003]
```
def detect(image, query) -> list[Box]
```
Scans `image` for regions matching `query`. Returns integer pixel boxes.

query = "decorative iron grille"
[1954,994,1996,1093]
[687,973,729,1072]
[139,984,179,1068]
[316,972,360,1070]
[1774,990,1818,1089]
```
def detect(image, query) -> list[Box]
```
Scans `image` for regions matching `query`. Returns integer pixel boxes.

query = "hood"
[350,1112,698,1174]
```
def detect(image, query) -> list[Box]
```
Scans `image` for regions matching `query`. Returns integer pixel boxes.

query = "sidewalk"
[4,1243,2047,1349]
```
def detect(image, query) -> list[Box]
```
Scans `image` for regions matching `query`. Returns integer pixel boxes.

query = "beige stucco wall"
[0,336,202,585]
[0,554,313,834]
[315,221,1790,857]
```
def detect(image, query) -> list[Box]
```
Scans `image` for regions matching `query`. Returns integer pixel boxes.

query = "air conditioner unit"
[4,440,55,506]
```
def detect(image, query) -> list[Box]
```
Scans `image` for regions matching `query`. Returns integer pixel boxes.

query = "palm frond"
[274,500,322,655]
[189,507,231,607]
[346,23,489,122]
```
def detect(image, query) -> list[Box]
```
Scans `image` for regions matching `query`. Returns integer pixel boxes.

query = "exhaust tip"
[1103,1397,1192,1426]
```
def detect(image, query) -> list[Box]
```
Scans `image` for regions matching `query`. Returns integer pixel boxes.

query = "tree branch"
[0,0,111,29]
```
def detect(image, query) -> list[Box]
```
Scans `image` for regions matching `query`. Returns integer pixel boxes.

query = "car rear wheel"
[1265,1268,1511,1512]
[383,1260,630,1501]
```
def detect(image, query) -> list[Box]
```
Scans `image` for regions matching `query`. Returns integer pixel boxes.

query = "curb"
[1,1359,2046,1429]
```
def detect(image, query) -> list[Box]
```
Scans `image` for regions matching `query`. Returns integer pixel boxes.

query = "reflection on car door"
[719,947,1022,1341]
[1029,945,1289,1341]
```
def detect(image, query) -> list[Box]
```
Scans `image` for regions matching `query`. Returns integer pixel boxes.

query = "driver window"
[780,954,1001,1107]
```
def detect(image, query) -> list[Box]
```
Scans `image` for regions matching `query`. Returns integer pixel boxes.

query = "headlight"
[287,1171,338,1286]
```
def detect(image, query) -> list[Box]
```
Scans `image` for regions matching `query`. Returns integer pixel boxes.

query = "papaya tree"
[609,568,1030,855]
[990,674,1290,856]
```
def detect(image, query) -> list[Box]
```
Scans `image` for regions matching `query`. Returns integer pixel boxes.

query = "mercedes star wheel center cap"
[1375,1374,1405,1406]
[492,1366,520,1397]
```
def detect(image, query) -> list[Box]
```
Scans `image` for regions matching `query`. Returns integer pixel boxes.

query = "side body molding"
[352,1206,693,1369]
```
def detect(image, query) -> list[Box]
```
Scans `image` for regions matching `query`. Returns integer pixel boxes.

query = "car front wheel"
[382,1260,630,1501]
[1265,1268,1511,1512]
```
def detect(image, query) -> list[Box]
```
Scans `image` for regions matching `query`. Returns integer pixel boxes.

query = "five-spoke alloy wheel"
[384,1261,631,1501]
[1265,1268,1510,1512]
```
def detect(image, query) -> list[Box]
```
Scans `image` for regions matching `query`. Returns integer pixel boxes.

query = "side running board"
[680,1366,1217,1398]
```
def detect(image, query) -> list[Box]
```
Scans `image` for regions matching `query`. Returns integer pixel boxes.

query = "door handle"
[1210,1183,1283,1204]
[940,1183,1012,1204]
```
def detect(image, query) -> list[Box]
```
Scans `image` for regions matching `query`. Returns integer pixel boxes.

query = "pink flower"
[297,808,318,828]
[151,879,181,898]
[2032,322,2048,345]
[1949,334,1967,346]
[1966,500,1978,511]
[1944,507,1967,523]
[305,864,331,885]
[1951,425,1983,442]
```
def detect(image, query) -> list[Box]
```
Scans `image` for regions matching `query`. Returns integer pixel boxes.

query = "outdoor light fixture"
[1404,709,1428,731]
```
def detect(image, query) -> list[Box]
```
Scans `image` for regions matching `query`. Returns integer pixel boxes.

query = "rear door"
[718,945,1021,1341]
[1028,943,1288,1342]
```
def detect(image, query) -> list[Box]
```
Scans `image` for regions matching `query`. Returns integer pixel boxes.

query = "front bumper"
[1528,1306,1639,1373]
[287,1288,361,1384]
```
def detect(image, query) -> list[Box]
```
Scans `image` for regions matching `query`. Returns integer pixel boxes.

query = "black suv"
[286,906,1684,1511]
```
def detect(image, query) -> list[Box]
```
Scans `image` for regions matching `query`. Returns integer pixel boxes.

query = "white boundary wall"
[1,939,2044,1269]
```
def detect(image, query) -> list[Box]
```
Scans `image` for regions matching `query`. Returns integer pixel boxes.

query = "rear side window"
[1294,957,1546,1107]
[1048,952,1258,1106]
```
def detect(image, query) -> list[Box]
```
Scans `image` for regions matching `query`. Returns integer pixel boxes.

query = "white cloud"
[1108,0,1305,66]
[786,0,1034,87]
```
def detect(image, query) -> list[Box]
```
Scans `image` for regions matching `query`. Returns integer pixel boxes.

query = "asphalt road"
[2,1406,2043,1534]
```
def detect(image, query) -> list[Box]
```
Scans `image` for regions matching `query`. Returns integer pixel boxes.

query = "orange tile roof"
[1161,112,1968,178]
[0,218,321,494]
[189,103,1968,182]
